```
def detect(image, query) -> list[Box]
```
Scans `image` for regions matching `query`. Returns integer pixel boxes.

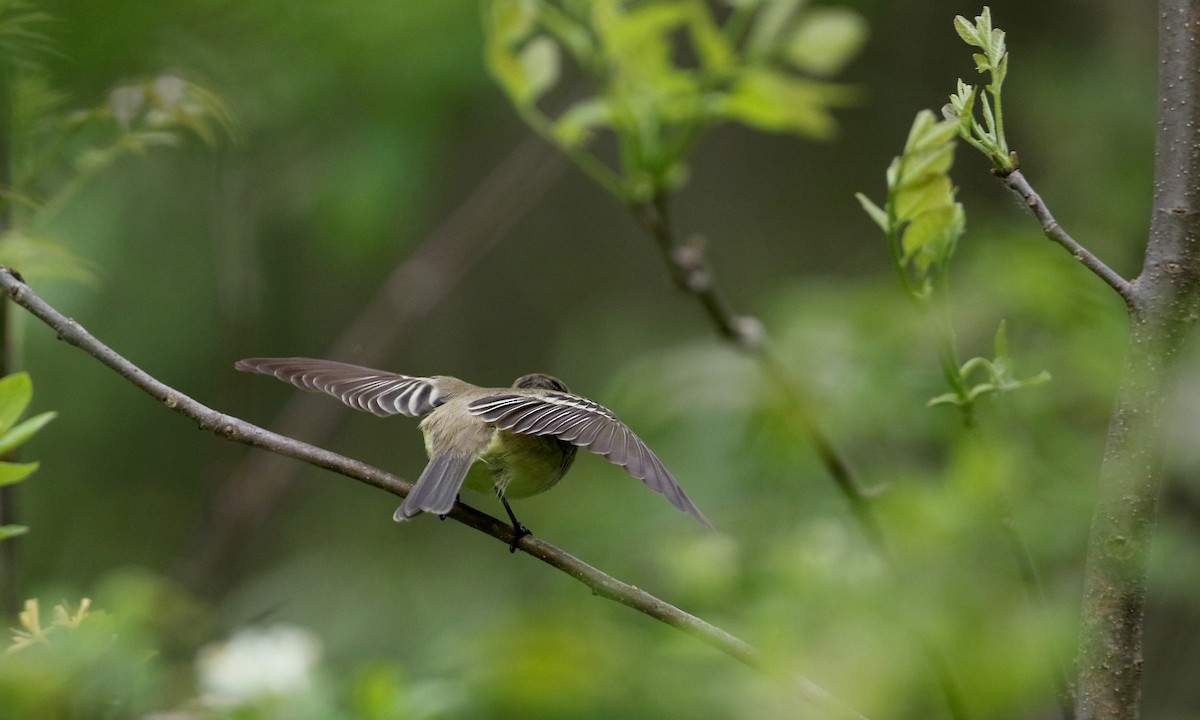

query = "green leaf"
[519,36,561,104]
[953,15,980,47]
[745,0,805,59]
[490,0,539,45]
[554,97,614,148]
[0,525,29,541]
[784,8,868,77]
[855,193,888,232]
[722,68,853,138]
[0,411,56,456]
[901,204,964,269]
[536,3,595,63]
[894,173,955,221]
[684,3,734,74]
[0,373,33,435]
[0,461,39,488]
[993,320,1011,364]
[928,391,965,408]
[898,142,956,187]
[903,109,960,155]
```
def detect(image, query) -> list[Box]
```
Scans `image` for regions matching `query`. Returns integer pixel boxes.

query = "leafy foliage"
[857,109,965,301]
[0,6,234,284]
[927,321,1051,409]
[857,16,1046,421]
[485,0,866,201]
[0,372,54,542]
[943,6,1015,171]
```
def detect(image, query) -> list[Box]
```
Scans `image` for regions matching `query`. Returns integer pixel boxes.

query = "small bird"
[235,358,712,548]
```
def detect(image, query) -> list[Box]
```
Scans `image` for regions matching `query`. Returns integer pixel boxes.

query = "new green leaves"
[0,372,56,542]
[928,321,1051,409]
[943,7,1014,171]
[484,0,865,202]
[856,110,964,301]
[2,2,234,285]
[858,9,1046,420]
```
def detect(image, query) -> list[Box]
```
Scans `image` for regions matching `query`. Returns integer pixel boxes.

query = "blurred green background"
[5,0,1199,718]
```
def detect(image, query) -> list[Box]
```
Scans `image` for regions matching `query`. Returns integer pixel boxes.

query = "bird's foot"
[508,523,531,553]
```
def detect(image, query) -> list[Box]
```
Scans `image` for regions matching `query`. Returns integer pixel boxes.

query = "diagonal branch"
[635,194,979,720]
[176,131,568,594]
[1000,169,1135,306]
[635,194,885,550]
[0,266,869,720]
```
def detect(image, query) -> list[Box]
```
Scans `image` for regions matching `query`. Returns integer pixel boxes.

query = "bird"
[235,357,712,549]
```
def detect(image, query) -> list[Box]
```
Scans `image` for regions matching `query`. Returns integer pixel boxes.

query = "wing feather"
[235,357,446,417]
[466,390,712,529]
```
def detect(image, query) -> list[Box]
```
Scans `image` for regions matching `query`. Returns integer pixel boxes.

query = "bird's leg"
[498,491,530,553]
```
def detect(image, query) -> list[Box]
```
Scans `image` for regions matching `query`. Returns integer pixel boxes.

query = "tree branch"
[0,266,868,720]
[176,131,567,594]
[1001,169,1135,306]
[634,195,885,550]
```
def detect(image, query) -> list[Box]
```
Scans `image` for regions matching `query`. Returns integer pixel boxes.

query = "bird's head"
[512,373,570,393]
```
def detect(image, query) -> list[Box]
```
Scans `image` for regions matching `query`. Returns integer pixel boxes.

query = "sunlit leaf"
[684,2,734,74]
[856,193,888,232]
[0,373,33,435]
[0,461,38,487]
[722,68,852,138]
[894,173,955,221]
[490,0,539,46]
[745,0,806,59]
[0,411,56,456]
[953,15,981,47]
[0,524,28,541]
[520,36,561,104]
[554,97,614,148]
[784,7,868,77]
[902,203,964,270]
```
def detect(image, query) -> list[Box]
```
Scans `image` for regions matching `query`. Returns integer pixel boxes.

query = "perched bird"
[235,358,712,548]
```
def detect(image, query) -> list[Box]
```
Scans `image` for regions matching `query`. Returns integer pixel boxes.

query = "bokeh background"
[6,0,1198,718]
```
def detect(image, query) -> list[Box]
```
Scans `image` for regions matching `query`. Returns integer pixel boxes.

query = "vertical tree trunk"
[0,27,18,622]
[1075,2,1200,717]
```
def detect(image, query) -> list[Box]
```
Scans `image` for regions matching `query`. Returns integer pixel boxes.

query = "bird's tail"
[394,453,475,522]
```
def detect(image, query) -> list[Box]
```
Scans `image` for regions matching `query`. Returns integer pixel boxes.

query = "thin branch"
[176,131,568,594]
[1001,169,1135,306]
[635,195,886,550]
[0,266,869,720]
[635,195,990,720]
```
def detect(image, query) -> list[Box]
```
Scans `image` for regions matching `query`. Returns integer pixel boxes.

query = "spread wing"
[467,391,712,529]
[235,357,446,417]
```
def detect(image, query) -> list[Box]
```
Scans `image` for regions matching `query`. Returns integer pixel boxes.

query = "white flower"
[196,625,321,705]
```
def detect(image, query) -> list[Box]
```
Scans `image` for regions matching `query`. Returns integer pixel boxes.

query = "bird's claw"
[508,523,531,553]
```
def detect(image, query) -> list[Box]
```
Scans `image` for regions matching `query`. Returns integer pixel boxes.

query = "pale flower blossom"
[195,625,321,706]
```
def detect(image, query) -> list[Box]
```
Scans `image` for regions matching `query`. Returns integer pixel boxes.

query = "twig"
[635,194,885,549]
[1001,170,1134,306]
[635,195,988,720]
[0,266,869,720]
[176,131,568,593]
